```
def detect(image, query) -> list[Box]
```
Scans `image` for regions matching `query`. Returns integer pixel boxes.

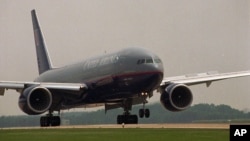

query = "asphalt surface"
[1,123,230,130]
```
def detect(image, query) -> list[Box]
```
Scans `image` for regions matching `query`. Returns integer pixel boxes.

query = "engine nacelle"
[18,86,52,115]
[160,83,193,112]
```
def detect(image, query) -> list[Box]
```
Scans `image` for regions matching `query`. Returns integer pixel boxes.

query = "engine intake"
[19,86,52,115]
[160,83,193,112]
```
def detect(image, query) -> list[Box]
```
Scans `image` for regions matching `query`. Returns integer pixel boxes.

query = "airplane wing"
[0,81,87,96]
[161,70,250,87]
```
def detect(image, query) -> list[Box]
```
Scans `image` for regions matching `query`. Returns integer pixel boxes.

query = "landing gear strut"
[40,111,61,127]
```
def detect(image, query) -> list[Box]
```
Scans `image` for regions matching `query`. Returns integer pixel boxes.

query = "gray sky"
[1,0,250,115]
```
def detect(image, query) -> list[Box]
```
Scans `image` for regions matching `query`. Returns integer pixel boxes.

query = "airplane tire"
[117,115,138,124]
[139,109,144,118]
[130,115,138,124]
[40,116,61,127]
[145,109,150,118]
[40,116,50,127]
[51,116,61,126]
[117,115,123,124]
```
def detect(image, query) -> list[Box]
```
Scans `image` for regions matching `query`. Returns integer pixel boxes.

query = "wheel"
[40,116,61,127]
[117,115,123,124]
[51,116,61,126]
[145,109,150,118]
[40,116,50,127]
[125,115,138,124]
[130,115,138,124]
[117,115,138,124]
[139,109,144,118]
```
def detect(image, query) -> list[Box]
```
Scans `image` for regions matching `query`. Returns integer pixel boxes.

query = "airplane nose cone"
[144,63,164,90]
[154,63,164,73]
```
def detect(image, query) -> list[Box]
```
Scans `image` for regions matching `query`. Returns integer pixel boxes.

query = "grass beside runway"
[0,128,228,141]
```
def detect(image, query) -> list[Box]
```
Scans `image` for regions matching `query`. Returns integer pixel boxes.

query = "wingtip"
[31,9,36,13]
[31,9,39,30]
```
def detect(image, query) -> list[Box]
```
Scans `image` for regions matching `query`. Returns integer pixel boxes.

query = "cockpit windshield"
[137,57,162,65]
[154,58,162,63]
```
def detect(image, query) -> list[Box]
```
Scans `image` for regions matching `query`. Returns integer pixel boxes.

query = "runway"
[1,123,229,130]
[60,123,229,129]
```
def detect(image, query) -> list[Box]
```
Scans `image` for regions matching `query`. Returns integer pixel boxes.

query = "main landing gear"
[116,108,150,124]
[40,112,61,127]
[117,99,138,124]
[116,98,150,124]
[117,112,138,124]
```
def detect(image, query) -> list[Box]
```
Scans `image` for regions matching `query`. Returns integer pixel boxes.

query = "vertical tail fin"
[31,9,53,74]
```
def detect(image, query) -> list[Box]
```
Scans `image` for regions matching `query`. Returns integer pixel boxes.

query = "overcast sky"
[1,0,250,116]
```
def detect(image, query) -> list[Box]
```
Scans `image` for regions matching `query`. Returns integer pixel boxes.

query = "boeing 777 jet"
[1,10,250,127]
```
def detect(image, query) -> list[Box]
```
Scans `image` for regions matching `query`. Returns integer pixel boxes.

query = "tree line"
[0,103,250,128]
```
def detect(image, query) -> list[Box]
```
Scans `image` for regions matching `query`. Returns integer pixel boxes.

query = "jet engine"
[160,83,193,112]
[18,86,52,115]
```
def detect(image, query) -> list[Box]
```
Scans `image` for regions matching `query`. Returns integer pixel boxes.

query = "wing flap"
[161,71,250,86]
[0,81,88,95]
[40,83,87,91]
[0,81,25,89]
[0,88,5,96]
[0,81,26,95]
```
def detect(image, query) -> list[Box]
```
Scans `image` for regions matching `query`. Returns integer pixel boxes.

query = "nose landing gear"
[139,108,150,118]
[139,92,150,118]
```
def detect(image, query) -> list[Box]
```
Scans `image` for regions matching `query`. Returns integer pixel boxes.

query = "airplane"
[1,9,250,127]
